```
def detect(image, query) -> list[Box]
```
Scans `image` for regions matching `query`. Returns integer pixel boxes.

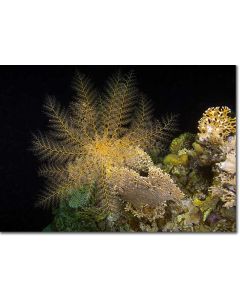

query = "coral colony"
[32,72,236,232]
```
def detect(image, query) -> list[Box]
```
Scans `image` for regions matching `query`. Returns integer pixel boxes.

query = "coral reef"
[162,106,236,232]
[209,135,236,209]
[196,107,236,210]
[33,72,178,209]
[33,71,184,231]
[34,74,236,232]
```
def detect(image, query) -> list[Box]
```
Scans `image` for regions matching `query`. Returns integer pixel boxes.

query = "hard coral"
[198,106,236,145]
[197,107,236,210]
[162,106,236,232]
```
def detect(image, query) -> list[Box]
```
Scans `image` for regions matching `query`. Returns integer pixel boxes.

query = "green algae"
[169,132,195,154]
[163,153,189,166]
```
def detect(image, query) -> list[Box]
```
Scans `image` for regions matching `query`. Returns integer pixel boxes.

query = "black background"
[0,66,236,231]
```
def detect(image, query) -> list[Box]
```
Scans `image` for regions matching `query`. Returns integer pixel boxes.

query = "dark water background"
[0,66,236,231]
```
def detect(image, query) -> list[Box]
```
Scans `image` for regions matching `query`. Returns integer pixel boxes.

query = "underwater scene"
[0,66,236,232]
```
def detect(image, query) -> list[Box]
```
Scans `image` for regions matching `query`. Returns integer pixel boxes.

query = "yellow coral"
[198,106,236,145]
